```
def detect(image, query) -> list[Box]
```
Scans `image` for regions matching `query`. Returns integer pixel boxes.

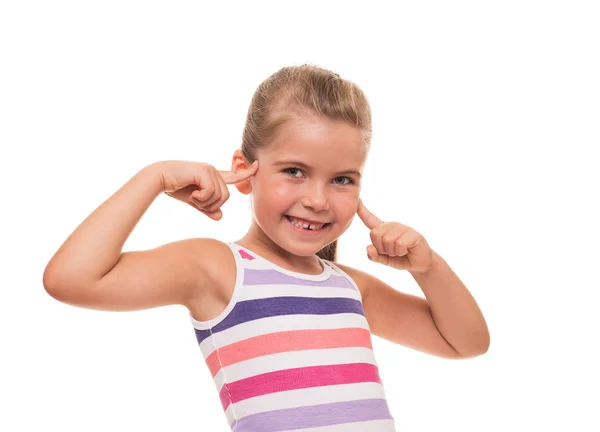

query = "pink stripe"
[206,327,372,377]
[219,362,382,410]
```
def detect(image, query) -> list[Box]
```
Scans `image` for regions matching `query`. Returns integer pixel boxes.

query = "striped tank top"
[189,242,396,431]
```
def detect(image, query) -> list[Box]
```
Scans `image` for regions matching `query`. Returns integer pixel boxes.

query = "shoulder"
[328,261,375,303]
[179,237,236,305]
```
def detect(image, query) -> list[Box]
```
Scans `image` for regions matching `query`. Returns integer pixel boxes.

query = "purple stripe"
[244,269,355,289]
[194,296,365,344]
[230,398,394,431]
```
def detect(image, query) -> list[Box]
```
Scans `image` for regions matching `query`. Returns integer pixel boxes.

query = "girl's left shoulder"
[325,261,372,301]
[327,261,395,306]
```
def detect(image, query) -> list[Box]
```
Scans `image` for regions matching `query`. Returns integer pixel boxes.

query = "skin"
[223,114,489,358]
[44,110,489,359]
[230,113,368,274]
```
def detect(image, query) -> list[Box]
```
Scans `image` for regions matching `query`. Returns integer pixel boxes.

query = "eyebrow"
[273,160,361,177]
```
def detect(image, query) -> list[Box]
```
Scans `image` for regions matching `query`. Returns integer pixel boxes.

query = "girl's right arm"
[42,160,258,312]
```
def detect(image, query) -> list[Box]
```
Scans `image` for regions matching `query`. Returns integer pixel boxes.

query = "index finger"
[219,160,259,184]
[357,198,383,230]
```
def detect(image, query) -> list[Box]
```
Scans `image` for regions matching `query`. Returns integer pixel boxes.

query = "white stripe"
[199,313,371,356]
[224,382,391,426]
[212,346,379,392]
[238,284,361,301]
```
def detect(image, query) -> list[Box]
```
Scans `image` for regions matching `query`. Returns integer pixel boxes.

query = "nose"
[300,181,330,212]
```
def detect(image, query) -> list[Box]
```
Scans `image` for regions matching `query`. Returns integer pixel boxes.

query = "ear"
[231,149,253,195]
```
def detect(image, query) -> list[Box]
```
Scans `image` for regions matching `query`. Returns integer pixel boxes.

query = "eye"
[333,176,354,185]
[283,167,304,178]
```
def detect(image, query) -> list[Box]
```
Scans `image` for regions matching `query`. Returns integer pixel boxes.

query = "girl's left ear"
[231,149,253,195]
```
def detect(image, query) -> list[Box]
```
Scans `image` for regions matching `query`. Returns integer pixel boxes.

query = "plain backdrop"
[1,1,599,431]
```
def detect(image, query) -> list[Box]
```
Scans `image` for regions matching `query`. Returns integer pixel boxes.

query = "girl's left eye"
[333,176,354,185]
[282,168,354,185]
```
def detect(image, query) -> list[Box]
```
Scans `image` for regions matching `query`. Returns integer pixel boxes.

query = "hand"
[157,159,259,220]
[357,199,435,273]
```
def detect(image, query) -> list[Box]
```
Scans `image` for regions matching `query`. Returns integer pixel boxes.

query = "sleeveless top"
[189,242,396,431]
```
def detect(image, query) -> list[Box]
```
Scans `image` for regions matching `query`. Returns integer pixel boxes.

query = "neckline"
[230,242,333,281]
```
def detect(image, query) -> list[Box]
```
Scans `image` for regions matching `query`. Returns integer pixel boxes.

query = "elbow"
[43,267,67,301]
[43,265,75,301]
[449,327,490,359]
[43,266,59,298]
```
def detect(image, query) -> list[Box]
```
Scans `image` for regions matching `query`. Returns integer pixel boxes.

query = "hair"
[240,64,372,262]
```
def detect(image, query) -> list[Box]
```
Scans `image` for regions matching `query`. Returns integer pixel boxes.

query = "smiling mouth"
[285,215,331,231]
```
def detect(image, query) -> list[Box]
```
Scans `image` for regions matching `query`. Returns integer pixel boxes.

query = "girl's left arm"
[408,250,490,357]
[345,199,490,359]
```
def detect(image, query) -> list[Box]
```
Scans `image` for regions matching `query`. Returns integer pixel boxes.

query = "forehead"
[260,115,368,170]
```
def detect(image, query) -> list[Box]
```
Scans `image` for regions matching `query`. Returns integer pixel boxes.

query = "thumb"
[366,245,390,265]
[200,208,223,221]
[366,245,379,261]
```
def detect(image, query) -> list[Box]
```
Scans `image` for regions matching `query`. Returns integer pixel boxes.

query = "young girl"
[43,64,489,431]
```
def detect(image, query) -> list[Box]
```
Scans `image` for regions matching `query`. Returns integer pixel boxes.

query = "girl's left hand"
[357,199,435,274]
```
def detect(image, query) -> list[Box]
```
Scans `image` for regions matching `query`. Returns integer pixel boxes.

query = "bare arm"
[408,252,490,357]
[42,162,210,310]
[336,263,465,359]
[44,163,163,285]
[336,259,489,359]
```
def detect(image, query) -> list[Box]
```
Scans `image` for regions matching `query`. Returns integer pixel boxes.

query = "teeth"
[288,216,325,230]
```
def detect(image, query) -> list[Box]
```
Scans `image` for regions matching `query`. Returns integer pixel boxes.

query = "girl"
[43,64,489,431]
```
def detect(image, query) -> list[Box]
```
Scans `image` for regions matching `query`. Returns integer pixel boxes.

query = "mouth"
[285,215,331,232]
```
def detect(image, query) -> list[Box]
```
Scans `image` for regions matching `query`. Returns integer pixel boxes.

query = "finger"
[367,245,390,266]
[187,202,223,220]
[399,231,421,251]
[368,245,410,270]
[199,170,224,211]
[369,229,385,256]
[190,196,215,213]
[219,160,259,184]
[383,231,402,257]
[201,208,223,221]
[366,245,379,260]
[394,239,409,257]
[357,199,383,230]
[204,172,230,213]
[193,172,217,202]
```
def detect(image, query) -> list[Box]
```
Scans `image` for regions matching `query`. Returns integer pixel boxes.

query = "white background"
[1,1,599,431]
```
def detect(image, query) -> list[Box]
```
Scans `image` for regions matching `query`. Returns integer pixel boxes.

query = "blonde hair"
[241,64,372,261]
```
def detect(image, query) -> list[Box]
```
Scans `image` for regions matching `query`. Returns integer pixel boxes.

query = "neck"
[235,222,324,274]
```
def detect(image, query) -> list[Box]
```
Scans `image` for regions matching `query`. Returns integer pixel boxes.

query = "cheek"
[253,177,296,206]
[332,193,359,220]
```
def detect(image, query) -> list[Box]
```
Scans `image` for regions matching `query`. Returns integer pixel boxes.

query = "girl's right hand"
[157,160,258,220]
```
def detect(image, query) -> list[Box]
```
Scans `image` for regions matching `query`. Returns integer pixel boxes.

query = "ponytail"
[316,240,337,262]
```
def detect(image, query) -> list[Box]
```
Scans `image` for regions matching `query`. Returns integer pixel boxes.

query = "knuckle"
[204,184,215,195]
[383,233,396,243]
